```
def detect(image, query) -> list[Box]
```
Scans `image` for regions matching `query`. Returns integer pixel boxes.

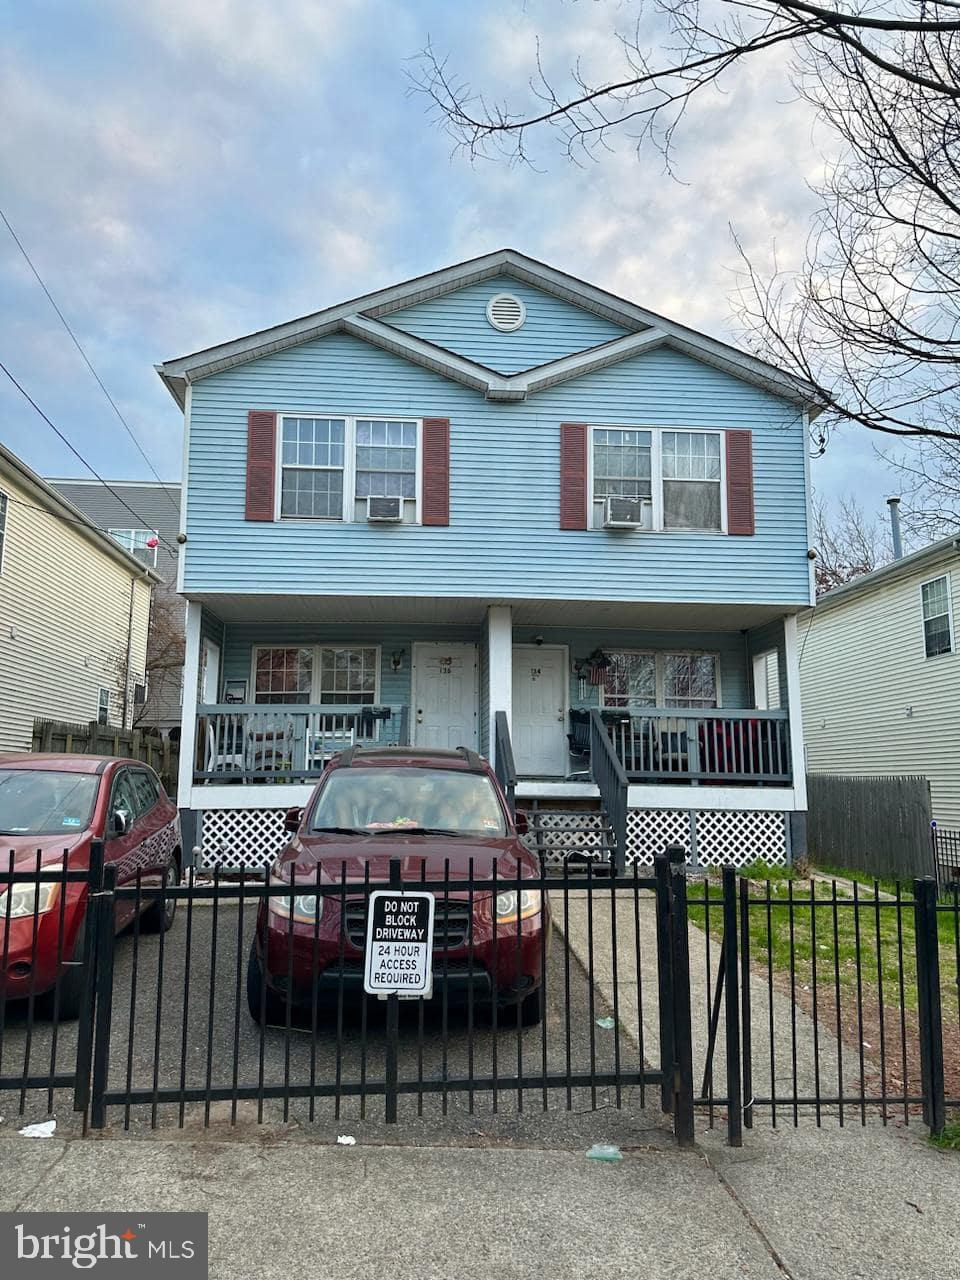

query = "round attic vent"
[486,293,526,332]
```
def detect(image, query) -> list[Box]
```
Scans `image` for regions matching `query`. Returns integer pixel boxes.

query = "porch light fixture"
[391,650,405,672]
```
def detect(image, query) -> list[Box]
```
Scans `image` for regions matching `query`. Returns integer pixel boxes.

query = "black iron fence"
[934,825,960,893]
[2,847,956,1145]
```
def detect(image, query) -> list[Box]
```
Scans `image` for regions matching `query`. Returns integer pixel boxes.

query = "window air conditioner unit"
[603,496,652,529]
[366,496,403,523]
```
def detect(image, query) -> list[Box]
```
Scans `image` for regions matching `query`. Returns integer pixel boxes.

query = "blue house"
[158,250,816,869]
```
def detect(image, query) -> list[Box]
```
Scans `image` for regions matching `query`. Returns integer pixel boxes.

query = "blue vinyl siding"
[222,624,483,707]
[385,276,630,374]
[184,334,810,604]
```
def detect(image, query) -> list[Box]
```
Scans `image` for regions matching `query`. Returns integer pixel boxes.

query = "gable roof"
[156,248,823,413]
[808,534,960,616]
[0,442,162,585]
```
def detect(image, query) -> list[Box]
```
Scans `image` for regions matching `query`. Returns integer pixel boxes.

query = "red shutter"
[421,418,450,526]
[245,411,277,521]
[559,423,589,530]
[726,429,755,535]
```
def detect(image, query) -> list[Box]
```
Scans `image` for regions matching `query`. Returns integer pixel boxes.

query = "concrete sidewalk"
[1,1121,956,1279]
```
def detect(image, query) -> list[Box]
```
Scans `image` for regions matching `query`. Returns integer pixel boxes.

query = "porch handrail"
[588,708,628,871]
[601,706,789,721]
[493,710,517,817]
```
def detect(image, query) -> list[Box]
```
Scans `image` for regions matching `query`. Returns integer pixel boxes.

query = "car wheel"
[519,988,544,1027]
[140,860,179,933]
[246,941,286,1026]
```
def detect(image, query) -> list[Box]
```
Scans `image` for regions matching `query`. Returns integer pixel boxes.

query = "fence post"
[384,857,402,1124]
[89,863,118,1131]
[653,853,675,1115]
[72,840,104,1114]
[722,867,743,1147]
[669,855,695,1148]
[739,875,753,1130]
[914,877,946,1137]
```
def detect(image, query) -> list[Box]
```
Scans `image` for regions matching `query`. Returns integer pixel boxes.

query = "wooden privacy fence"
[31,718,179,797]
[806,773,935,881]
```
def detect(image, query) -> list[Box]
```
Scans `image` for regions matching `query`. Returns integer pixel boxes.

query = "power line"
[0,359,179,557]
[0,205,180,514]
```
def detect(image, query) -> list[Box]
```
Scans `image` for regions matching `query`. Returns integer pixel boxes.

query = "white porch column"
[783,613,807,811]
[486,605,513,761]
[177,600,202,810]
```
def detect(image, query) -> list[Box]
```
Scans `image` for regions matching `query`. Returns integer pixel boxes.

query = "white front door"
[411,643,479,749]
[511,646,568,776]
[199,639,221,704]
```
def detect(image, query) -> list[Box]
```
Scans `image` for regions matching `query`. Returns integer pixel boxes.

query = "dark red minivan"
[0,754,181,1017]
[247,747,550,1026]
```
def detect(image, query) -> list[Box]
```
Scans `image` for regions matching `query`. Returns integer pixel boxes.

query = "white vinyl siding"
[800,555,960,824]
[0,467,151,752]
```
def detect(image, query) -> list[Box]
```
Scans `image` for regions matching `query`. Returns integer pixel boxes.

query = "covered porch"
[178,594,804,801]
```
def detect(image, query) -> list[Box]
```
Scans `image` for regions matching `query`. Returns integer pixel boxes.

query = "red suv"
[247,747,550,1026]
[0,754,181,1017]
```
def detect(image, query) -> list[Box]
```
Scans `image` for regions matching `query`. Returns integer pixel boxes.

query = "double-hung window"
[278,416,420,523]
[921,576,953,657]
[108,528,158,567]
[602,651,719,708]
[319,647,379,705]
[253,647,314,704]
[590,427,724,531]
[280,417,345,519]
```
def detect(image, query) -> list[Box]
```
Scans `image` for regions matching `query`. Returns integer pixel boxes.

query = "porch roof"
[186,593,798,630]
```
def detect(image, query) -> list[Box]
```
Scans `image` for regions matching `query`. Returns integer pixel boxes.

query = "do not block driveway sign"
[363,890,435,998]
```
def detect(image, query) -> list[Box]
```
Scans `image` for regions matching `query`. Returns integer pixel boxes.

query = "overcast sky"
[0,0,901,536]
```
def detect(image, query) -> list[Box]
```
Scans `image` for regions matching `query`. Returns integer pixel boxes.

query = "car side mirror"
[283,807,303,833]
[112,808,131,837]
[513,810,528,836]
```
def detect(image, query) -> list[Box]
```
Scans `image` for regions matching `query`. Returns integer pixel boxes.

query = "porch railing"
[572,707,792,785]
[195,704,409,783]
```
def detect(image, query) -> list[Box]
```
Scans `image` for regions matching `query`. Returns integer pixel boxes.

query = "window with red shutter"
[725,430,755,535]
[421,418,450,526]
[559,423,589,530]
[245,411,277,521]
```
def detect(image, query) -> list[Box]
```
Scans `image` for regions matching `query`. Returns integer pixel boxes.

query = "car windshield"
[310,766,507,837]
[0,770,100,836]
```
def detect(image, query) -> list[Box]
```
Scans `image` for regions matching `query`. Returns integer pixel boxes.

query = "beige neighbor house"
[0,440,160,753]
[800,532,960,825]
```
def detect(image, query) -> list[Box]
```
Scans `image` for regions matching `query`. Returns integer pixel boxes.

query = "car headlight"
[494,888,542,924]
[0,863,64,919]
[268,873,324,924]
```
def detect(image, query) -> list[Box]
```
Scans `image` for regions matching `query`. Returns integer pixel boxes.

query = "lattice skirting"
[626,809,788,868]
[196,808,288,870]
[520,812,609,867]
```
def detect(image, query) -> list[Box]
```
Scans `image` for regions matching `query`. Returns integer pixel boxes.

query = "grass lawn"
[686,862,959,1027]
[929,1120,960,1151]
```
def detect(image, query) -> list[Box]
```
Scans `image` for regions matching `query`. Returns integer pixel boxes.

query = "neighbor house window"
[591,427,724,531]
[97,686,110,726]
[661,432,722,531]
[602,651,719,708]
[921,576,953,657]
[108,528,158,566]
[253,647,313,704]
[602,652,656,707]
[663,654,719,708]
[279,417,346,519]
[0,491,7,573]
[319,647,379,705]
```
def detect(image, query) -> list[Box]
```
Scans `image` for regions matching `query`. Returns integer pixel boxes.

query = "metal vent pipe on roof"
[887,495,904,560]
